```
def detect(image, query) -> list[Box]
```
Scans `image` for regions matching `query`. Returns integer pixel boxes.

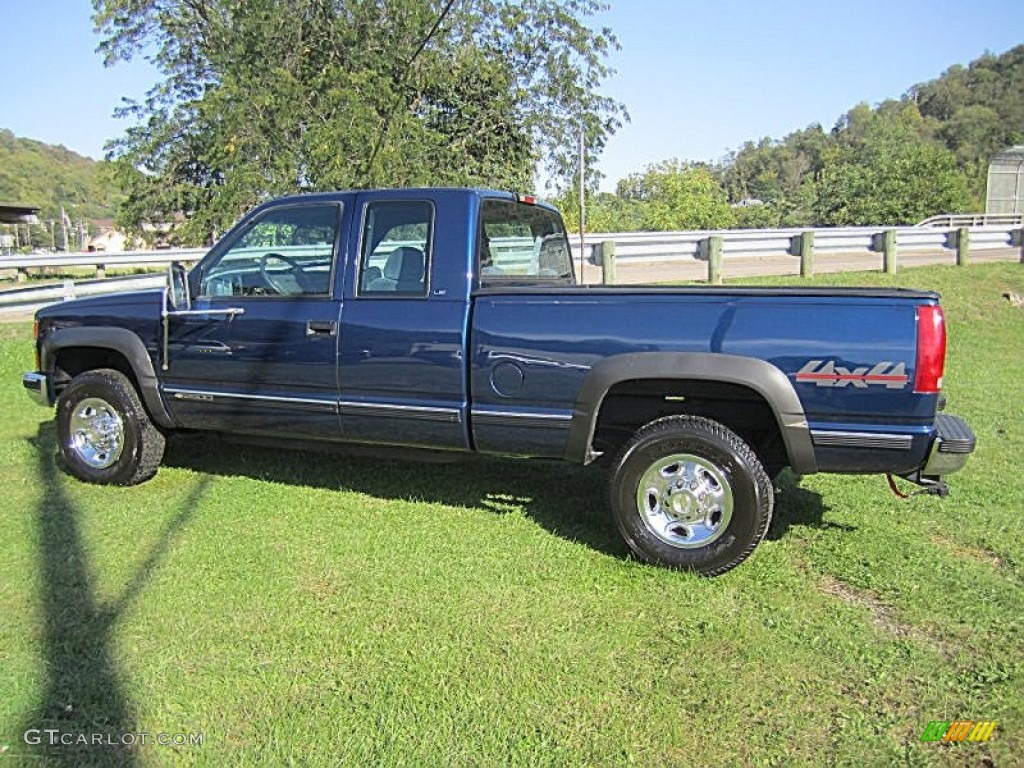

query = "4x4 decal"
[796,360,909,389]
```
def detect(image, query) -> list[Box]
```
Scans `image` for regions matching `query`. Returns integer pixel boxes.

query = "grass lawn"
[0,262,1021,767]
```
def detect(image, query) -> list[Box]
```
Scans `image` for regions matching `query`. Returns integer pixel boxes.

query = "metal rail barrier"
[0,248,207,274]
[0,274,167,315]
[2,222,1021,314]
[567,223,1022,264]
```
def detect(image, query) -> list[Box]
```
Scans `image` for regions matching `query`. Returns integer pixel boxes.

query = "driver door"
[161,201,346,440]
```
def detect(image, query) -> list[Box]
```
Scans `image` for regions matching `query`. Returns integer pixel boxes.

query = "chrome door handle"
[307,320,338,337]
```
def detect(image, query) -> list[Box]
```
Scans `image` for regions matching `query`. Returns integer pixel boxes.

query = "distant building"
[986,146,1024,215]
[0,202,40,224]
[88,219,146,252]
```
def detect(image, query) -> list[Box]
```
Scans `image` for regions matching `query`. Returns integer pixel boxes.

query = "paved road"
[583,246,1022,285]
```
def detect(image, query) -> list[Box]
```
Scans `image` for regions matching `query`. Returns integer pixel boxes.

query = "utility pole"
[60,205,69,252]
[578,122,586,284]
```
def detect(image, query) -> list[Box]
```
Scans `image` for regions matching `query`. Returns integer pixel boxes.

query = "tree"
[556,190,644,233]
[93,0,626,244]
[719,124,830,228]
[813,104,971,225]
[618,160,735,231]
[904,45,1023,203]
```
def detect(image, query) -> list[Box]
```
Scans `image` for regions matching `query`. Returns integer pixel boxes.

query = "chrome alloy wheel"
[67,397,125,469]
[635,453,734,548]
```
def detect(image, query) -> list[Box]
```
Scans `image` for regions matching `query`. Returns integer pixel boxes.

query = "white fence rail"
[916,213,1023,228]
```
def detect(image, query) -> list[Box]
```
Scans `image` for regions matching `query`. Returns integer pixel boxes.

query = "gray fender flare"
[564,351,817,475]
[42,327,175,429]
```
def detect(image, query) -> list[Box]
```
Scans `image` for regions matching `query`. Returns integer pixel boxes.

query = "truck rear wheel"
[56,368,165,486]
[608,415,773,576]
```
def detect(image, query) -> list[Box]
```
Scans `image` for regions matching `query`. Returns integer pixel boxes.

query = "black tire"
[56,368,165,486]
[608,415,773,576]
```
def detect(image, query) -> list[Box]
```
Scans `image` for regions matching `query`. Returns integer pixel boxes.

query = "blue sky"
[1,1,1020,191]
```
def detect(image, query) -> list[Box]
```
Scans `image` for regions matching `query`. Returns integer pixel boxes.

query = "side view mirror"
[167,261,191,311]
[162,261,190,371]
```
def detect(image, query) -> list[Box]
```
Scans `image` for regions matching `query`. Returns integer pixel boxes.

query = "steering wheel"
[259,252,312,295]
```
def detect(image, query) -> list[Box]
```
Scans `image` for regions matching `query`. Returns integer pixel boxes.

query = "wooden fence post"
[800,231,814,277]
[707,236,723,285]
[956,227,970,266]
[601,240,616,285]
[883,229,898,274]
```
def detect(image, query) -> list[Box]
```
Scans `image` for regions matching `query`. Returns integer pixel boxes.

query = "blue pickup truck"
[22,188,975,575]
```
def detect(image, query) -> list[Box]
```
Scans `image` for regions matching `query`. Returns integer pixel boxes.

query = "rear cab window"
[479,198,575,286]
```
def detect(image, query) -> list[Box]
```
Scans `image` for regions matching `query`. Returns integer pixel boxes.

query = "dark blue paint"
[35,188,950,475]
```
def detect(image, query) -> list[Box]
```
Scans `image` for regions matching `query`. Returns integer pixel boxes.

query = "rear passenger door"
[336,194,470,451]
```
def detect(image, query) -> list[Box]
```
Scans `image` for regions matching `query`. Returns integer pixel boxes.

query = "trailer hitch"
[886,472,949,499]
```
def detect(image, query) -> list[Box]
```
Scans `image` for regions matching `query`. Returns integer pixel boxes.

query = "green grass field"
[0,262,1021,767]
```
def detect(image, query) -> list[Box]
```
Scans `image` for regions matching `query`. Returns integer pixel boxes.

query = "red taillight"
[516,193,537,205]
[914,305,946,393]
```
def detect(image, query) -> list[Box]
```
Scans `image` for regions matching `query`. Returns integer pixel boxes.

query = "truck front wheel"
[56,368,165,486]
[608,415,773,576]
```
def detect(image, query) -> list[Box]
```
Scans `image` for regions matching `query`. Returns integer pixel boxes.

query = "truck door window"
[479,199,573,284]
[358,200,433,296]
[199,204,339,298]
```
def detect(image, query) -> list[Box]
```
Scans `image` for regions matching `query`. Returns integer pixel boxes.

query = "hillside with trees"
[564,43,1023,232]
[0,129,118,226]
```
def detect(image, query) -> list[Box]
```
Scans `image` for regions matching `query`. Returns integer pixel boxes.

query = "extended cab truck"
[22,188,976,576]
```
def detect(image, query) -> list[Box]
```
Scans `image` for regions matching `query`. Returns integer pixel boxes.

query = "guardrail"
[2,222,1021,313]
[567,223,1023,265]
[0,247,207,281]
[3,223,1020,275]
[0,274,167,315]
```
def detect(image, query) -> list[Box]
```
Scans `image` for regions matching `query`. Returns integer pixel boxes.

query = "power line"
[361,0,459,184]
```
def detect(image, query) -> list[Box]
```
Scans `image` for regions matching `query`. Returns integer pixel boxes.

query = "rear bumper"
[922,413,975,477]
[23,371,54,407]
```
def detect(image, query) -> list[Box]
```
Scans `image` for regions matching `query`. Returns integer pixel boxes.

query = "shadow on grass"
[15,423,208,767]
[164,433,628,559]
[766,470,851,542]
[162,436,839,558]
